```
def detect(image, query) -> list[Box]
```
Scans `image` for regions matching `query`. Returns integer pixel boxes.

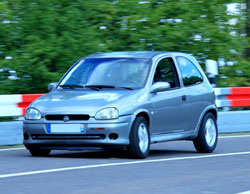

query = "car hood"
[30,89,141,116]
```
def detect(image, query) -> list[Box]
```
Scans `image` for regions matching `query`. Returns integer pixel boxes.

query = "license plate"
[47,124,85,133]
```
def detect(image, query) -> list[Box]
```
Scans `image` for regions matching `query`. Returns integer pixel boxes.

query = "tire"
[193,112,218,153]
[128,116,150,159]
[28,148,51,157]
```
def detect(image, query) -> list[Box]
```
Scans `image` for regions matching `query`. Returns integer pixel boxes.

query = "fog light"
[109,133,118,140]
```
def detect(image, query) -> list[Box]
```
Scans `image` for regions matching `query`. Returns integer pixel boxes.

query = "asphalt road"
[0,135,250,194]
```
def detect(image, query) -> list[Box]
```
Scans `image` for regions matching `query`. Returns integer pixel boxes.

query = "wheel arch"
[136,112,150,126]
[191,105,218,139]
[207,108,217,121]
[132,109,151,134]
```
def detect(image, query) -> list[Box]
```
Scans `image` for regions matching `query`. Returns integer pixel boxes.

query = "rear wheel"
[128,116,150,159]
[28,148,51,157]
[193,112,218,153]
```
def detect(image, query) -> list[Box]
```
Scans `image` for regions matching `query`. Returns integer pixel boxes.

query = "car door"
[150,57,189,134]
[176,56,207,131]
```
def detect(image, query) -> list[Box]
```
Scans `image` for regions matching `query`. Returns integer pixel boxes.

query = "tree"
[244,0,250,58]
[0,0,248,94]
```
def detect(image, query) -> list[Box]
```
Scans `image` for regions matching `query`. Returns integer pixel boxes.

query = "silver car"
[23,51,218,158]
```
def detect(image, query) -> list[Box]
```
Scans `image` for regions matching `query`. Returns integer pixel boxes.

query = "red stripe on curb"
[230,87,250,95]
[227,87,250,107]
[17,94,45,115]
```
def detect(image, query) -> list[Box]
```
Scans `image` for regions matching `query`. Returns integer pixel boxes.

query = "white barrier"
[0,94,44,117]
[0,87,250,117]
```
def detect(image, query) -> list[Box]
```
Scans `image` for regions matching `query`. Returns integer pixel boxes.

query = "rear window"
[176,56,203,86]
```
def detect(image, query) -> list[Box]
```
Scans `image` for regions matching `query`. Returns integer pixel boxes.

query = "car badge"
[63,116,69,122]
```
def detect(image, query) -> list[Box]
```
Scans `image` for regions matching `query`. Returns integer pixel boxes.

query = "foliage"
[0,0,248,94]
[219,59,250,86]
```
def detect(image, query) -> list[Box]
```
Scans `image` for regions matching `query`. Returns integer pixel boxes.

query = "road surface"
[0,135,250,194]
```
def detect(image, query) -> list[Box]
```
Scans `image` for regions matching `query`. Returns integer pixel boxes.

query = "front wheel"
[128,116,150,159]
[193,113,218,153]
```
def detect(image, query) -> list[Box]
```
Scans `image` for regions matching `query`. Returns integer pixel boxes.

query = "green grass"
[0,116,22,122]
[0,145,24,149]
[219,132,250,136]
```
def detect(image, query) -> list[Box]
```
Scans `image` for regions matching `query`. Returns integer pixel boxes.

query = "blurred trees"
[245,0,250,58]
[0,0,248,94]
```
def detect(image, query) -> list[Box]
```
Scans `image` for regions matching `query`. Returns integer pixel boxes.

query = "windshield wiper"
[60,84,100,91]
[59,84,84,89]
[85,85,133,90]
[116,87,134,90]
[85,85,115,89]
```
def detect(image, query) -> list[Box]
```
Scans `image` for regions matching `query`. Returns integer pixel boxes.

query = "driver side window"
[153,57,180,89]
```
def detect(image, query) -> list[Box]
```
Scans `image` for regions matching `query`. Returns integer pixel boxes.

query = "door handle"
[182,95,187,101]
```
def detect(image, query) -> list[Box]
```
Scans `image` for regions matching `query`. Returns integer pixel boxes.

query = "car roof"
[84,51,189,59]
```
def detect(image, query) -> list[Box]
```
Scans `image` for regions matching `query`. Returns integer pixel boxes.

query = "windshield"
[59,58,151,89]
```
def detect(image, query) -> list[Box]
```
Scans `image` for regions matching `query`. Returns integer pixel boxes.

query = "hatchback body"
[23,51,218,158]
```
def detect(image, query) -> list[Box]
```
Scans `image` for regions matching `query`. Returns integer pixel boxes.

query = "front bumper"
[23,115,135,150]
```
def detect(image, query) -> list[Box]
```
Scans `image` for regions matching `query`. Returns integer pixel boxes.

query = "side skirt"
[150,131,195,144]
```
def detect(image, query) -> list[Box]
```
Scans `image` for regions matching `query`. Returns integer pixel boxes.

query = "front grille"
[31,134,105,140]
[45,114,90,121]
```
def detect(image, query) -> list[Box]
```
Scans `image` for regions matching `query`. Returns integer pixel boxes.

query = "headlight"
[95,107,119,120]
[25,108,42,120]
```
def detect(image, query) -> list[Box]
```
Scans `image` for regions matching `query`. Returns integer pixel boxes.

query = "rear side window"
[176,56,203,86]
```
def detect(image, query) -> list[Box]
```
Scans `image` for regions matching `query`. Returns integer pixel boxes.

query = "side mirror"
[150,82,170,93]
[48,82,58,91]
